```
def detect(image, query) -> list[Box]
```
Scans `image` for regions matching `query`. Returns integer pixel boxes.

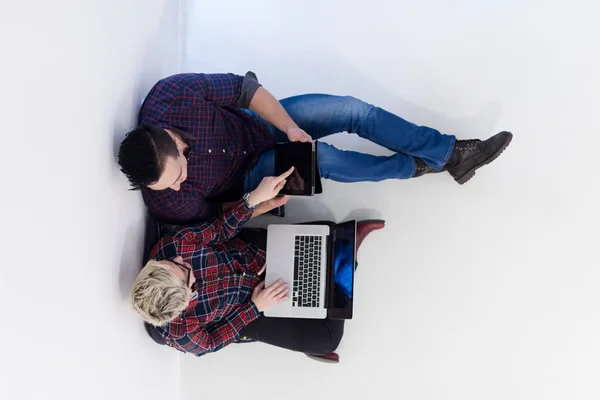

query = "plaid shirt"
[149,198,265,356]
[139,72,275,223]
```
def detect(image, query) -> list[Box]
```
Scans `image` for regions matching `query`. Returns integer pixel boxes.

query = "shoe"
[354,220,385,271]
[446,131,513,184]
[413,157,440,177]
[306,352,340,364]
[356,219,385,252]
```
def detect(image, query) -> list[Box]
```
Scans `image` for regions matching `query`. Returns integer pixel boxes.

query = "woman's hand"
[251,280,289,312]
[247,167,294,206]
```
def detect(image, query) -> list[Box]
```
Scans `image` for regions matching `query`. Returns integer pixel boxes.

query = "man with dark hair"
[119,124,180,189]
[118,72,512,224]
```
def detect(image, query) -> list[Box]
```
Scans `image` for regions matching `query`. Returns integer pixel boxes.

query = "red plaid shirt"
[149,199,265,356]
[139,72,275,223]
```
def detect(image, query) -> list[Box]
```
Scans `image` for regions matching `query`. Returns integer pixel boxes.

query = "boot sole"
[454,132,513,185]
[306,353,340,364]
[357,219,386,225]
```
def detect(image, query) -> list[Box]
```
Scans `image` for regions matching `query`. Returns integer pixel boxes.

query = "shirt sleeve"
[174,72,261,108]
[173,301,260,356]
[177,199,254,246]
[236,71,262,108]
[142,187,217,224]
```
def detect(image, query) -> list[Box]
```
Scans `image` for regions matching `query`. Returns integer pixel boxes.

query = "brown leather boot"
[446,131,513,184]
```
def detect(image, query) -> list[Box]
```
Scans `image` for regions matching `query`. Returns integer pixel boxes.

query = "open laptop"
[264,221,356,319]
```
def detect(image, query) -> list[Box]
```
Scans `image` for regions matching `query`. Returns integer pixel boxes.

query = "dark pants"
[237,223,345,355]
[239,313,344,355]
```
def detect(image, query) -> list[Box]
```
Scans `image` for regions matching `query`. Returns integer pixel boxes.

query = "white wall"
[0,1,183,399]
[181,1,600,400]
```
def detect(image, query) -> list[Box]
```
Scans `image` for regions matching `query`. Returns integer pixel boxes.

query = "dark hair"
[118,124,179,189]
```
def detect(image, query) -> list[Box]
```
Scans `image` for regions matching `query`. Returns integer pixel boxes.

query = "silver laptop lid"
[264,224,330,319]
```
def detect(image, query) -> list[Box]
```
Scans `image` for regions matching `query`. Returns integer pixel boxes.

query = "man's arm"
[173,72,261,108]
[173,301,260,357]
[248,87,312,142]
[178,71,311,141]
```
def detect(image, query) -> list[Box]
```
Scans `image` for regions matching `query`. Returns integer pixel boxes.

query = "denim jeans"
[243,94,455,192]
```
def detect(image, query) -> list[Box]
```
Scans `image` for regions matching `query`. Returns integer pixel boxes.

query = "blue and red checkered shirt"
[149,199,265,356]
[139,72,275,223]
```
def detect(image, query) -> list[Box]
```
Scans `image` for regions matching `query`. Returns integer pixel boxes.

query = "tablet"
[274,142,316,196]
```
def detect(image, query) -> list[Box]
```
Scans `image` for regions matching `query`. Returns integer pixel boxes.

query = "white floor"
[2,1,599,400]
[179,1,600,400]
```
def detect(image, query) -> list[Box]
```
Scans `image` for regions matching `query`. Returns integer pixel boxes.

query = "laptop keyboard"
[292,235,323,308]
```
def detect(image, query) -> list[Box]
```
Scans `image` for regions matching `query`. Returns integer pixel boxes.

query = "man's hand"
[247,167,294,206]
[248,87,311,142]
[286,127,312,143]
[251,280,289,312]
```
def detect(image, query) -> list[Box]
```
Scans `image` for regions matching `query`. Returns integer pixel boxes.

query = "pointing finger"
[276,167,294,182]
[274,179,287,193]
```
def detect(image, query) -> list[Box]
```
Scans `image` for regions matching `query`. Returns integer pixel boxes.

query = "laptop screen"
[331,221,356,309]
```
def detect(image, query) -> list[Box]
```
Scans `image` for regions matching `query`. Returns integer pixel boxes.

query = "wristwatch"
[242,192,258,210]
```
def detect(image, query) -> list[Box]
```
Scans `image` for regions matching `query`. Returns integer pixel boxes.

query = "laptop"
[264,221,356,319]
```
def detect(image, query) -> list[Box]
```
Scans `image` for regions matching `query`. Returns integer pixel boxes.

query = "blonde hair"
[131,259,190,326]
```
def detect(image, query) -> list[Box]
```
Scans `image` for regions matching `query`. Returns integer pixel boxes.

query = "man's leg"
[274,94,455,171]
[244,141,418,188]
[261,94,512,183]
[316,142,417,181]
[239,315,345,355]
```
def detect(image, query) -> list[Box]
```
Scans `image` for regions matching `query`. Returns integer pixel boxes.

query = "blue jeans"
[243,94,455,192]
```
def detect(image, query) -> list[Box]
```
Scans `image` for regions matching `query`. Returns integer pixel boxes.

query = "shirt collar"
[157,124,196,145]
